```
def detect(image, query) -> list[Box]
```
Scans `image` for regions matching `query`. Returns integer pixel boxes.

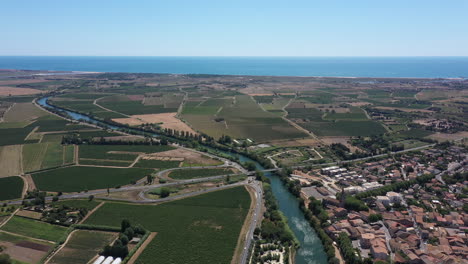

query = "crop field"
[41,134,64,142]
[260,97,291,111]
[85,186,251,264]
[392,90,419,98]
[0,176,23,201]
[22,143,48,172]
[41,142,64,168]
[286,107,323,121]
[79,159,132,167]
[133,159,181,169]
[32,166,153,192]
[0,145,22,177]
[79,144,174,161]
[169,168,232,180]
[0,121,31,129]
[64,145,75,163]
[1,216,68,242]
[372,99,431,109]
[301,120,386,136]
[0,231,54,264]
[182,95,307,141]
[0,126,35,146]
[3,102,47,123]
[34,116,89,132]
[300,91,335,104]
[323,106,368,120]
[51,199,101,211]
[56,93,111,100]
[395,128,434,139]
[50,100,126,119]
[48,230,117,264]
[99,100,177,115]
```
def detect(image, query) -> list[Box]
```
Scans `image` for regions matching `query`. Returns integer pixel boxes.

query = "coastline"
[1,68,466,80]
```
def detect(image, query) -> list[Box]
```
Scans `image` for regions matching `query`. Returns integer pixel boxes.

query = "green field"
[48,230,117,264]
[32,166,153,192]
[64,145,75,164]
[182,95,307,141]
[99,100,177,115]
[51,199,101,211]
[41,143,64,168]
[396,128,434,139]
[302,120,386,136]
[79,145,174,161]
[323,107,368,121]
[85,186,251,264]
[79,159,132,167]
[1,216,68,242]
[133,159,181,169]
[0,176,23,201]
[0,126,35,146]
[300,91,335,104]
[286,107,323,121]
[22,143,48,172]
[169,168,232,180]
[41,134,64,142]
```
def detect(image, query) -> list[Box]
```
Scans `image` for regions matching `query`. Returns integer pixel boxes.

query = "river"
[36,97,328,264]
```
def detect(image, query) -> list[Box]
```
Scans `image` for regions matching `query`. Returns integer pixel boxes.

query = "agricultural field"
[0,231,54,264]
[182,95,307,142]
[1,216,68,242]
[133,159,181,169]
[78,144,174,161]
[3,102,46,123]
[301,120,386,136]
[51,199,101,211]
[323,106,368,121]
[0,125,36,146]
[32,166,153,192]
[48,230,117,264]
[22,143,74,172]
[85,186,251,264]
[0,176,24,201]
[0,145,22,177]
[41,142,65,168]
[98,94,179,115]
[22,143,48,172]
[168,168,233,180]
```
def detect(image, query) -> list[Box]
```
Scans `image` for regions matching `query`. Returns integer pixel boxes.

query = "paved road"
[260,143,436,173]
[240,178,263,264]
[5,173,245,205]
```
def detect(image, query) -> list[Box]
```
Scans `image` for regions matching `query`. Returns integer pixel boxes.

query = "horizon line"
[1,55,468,58]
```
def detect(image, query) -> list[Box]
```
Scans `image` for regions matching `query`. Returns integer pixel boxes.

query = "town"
[292,143,467,263]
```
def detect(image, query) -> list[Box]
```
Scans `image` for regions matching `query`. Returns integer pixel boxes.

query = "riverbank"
[36,95,328,264]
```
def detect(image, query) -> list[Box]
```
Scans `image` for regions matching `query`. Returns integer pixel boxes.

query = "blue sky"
[1,0,467,56]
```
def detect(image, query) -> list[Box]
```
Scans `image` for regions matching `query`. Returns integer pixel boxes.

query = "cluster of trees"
[302,198,337,264]
[42,204,88,225]
[308,197,330,223]
[0,253,12,264]
[355,173,435,200]
[368,213,383,223]
[351,135,403,155]
[343,196,369,212]
[218,134,232,144]
[0,204,15,214]
[336,232,361,264]
[22,190,47,207]
[259,182,295,244]
[329,143,369,161]
[443,171,468,185]
[102,220,146,259]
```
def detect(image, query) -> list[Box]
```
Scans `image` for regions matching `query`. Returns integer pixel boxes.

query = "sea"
[1,56,468,78]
